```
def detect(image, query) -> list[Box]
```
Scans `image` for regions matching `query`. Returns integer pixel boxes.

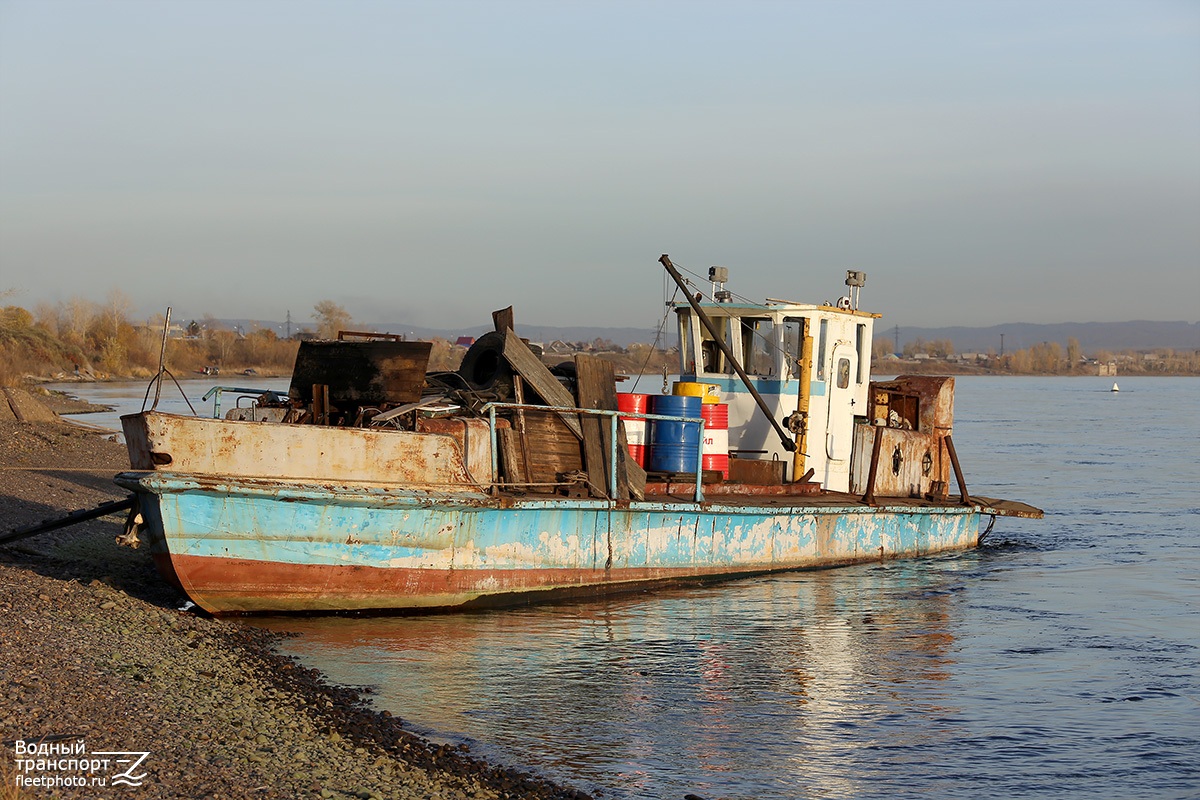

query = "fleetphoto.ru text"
[8,736,150,790]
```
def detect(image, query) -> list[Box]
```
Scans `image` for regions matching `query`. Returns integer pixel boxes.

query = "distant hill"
[214,318,1198,354]
[376,323,664,349]
[888,321,1200,354]
[214,319,661,348]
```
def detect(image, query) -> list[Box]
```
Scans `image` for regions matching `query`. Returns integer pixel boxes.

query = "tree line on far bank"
[2,292,1196,387]
[0,292,310,386]
[872,335,1200,375]
[0,296,499,386]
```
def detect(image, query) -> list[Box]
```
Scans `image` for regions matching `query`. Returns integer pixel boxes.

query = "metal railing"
[201,386,289,419]
[483,402,707,502]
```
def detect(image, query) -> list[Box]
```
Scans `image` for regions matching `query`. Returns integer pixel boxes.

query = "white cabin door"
[826,343,857,462]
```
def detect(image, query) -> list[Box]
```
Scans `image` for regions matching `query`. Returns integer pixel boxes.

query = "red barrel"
[701,403,729,478]
[617,393,649,467]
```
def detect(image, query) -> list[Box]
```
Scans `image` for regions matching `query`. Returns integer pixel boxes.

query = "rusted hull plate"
[117,471,985,615]
[121,411,485,486]
[164,554,901,613]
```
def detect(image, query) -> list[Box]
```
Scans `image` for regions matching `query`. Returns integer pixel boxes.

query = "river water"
[54,377,1200,800]
[48,375,292,437]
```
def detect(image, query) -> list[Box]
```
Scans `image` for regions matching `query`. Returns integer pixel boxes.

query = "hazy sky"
[1,0,1197,332]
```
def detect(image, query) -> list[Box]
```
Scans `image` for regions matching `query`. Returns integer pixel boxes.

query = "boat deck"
[499,485,1043,518]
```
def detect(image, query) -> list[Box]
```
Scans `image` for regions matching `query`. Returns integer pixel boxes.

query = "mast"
[792,322,813,479]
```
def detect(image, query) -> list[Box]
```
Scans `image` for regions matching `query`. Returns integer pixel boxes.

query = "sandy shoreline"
[1,413,590,799]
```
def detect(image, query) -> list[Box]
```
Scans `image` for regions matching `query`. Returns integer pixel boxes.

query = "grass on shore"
[0,755,28,800]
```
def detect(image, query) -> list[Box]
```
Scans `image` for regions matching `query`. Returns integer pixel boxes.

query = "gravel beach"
[1,403,591,800]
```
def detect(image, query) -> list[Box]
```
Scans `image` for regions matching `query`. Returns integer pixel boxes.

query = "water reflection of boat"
[115,255,1041,614]
[256,565,969,799]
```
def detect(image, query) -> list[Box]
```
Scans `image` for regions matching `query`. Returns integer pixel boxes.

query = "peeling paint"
[118,470,986,614]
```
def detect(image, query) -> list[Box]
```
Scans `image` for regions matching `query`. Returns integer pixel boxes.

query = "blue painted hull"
[116,471,982,614]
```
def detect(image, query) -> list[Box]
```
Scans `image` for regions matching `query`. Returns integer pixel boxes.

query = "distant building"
[455,336,476,347]
[1098,361,1117,376]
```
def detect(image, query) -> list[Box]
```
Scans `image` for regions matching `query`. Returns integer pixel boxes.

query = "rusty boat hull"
[115,467,990,614]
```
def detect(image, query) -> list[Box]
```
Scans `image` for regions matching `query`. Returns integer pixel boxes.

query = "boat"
[114,256,1041,614]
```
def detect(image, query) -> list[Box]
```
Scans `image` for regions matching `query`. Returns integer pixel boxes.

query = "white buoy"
[1111,383,1119,392]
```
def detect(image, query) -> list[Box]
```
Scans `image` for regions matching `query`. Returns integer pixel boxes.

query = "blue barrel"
[647,395,702,473]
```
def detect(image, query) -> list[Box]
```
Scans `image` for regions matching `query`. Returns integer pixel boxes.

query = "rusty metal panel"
[728,458,785,485]
[972,496,1045,519]
[120,411,477,488]
[851,424,949,498]
[416,417,500,483]
[122,412,155,470]
[870,375,955,434]
[288,340,432,406]
[644,480,821,497]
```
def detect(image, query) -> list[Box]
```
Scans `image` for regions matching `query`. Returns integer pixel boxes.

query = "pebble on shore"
[1,409,591,800]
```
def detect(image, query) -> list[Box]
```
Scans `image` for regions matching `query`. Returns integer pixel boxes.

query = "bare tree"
[33,302,59,335]
[1067,337,1081,370]
[201,314,224,335]
[926,339,955,358]
[61,298,97,345]
[208,329,237,365]
[102,289,131,339]
[312,300,352,340]
[902,337,927,358]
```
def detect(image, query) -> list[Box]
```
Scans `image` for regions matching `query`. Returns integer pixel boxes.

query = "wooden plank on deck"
[501,328,582,439]
[497,428,528,485]
[574,354,613,498]
[523,409,584,483]
[492,306,515,333]
[574,355,645,500]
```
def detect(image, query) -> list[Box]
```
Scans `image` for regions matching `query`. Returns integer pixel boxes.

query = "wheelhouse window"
[856,323,867,384]
[699,317,732,374]
[677,309,734,376]
[741,318,776,376]
[783,318,805,379]
[816,319,828,380]
[677,310,697,374]
[837,357,851,389]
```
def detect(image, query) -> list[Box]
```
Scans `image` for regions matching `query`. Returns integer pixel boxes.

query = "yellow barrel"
[673,381,721,404]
